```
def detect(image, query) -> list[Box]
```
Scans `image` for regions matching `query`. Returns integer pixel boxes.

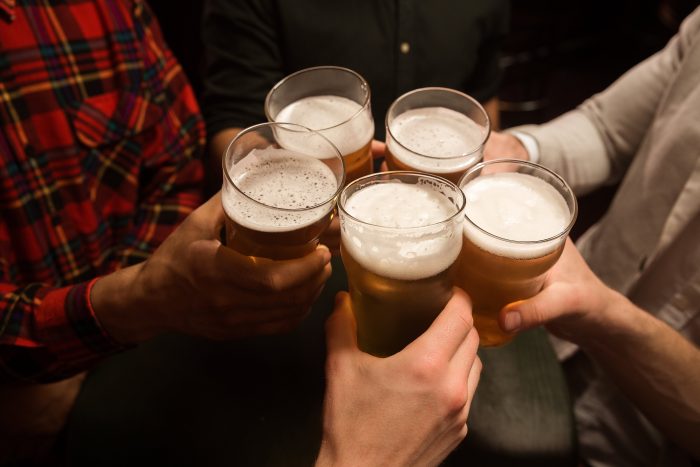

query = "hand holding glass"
[339,172,465,356]
[456,159,577,346]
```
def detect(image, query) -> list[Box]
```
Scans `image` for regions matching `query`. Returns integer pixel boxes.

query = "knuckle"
[410,355,442,383]
[441,384,469,415]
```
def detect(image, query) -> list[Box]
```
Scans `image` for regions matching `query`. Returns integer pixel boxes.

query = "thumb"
[499,283,574,333]
[325,292,358,357]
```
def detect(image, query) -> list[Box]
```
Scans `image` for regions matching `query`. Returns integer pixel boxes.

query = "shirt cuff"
[36,279,126,368]
[508,130,540,164]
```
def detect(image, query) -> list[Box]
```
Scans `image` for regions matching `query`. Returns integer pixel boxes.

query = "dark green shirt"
[202,0,509,139]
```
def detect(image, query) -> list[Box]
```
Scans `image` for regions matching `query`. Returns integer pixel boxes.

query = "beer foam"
[342,182,462,280]
[222,147,338,232]
[387,107,486,173]
[462,172,570,259]
[275,95,374,155]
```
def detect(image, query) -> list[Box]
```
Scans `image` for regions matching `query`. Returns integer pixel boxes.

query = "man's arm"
[500,239,700,458]
[318,289,481,466]
[1,194,332,382]
[500,12,700,195]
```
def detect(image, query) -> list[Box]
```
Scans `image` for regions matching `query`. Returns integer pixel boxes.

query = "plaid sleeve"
[0,0,204,382]
[0,279,125,383]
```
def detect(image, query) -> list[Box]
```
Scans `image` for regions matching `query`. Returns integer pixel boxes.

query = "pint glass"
[385,87,490,184]
[457,159,577,347]
[222,122,345,260]
[265,66,374,183]
[339,172,466,356]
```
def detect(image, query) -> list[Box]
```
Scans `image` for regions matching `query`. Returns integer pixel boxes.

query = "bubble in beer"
[342,182,462,280]
[462,172,570,259]
[222,147,338,232]
[388,107,486,172]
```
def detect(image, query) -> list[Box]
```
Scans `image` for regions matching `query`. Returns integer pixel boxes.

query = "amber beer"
[266,67,374,183]
[339,172,466,356]
[222,123,345,260]
[457,160,577,346]
[385,87,489,184]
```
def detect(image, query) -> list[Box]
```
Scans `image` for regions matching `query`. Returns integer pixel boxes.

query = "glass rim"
[222,122,346,213]
[264,65,372,132]
[458,158,578,245]
[338,170,467,231]
[385,87,491,161]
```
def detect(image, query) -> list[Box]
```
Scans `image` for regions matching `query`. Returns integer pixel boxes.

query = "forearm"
[512,23,688,195]
[511,111,611,195]
[581,292,700,458]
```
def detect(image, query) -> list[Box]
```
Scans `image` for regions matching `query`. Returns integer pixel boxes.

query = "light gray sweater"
[514,7,700,467]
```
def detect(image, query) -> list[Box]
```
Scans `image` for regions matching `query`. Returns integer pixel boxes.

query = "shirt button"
[400,42,411,54]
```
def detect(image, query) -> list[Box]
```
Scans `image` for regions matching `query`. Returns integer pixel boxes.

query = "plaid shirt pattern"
[0,0,205,382]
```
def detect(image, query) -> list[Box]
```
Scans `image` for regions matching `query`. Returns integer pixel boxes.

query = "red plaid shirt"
[0,0,205,382]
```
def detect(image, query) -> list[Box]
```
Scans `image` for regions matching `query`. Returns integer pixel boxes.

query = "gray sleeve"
[510,9,699,195]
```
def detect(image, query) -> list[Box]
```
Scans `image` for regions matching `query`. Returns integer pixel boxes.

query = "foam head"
[387,107,486,173]
[222,147,339,232]
[341,181,463,280]
[462,172,571,258]
[275,95,374,155]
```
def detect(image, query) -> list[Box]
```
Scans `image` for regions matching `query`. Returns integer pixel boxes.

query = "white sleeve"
[508,130,540,164]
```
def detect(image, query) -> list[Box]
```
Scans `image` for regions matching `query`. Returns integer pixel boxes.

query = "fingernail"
[503,311,522,332]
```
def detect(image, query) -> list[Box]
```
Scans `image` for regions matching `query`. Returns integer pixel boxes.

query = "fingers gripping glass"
[456,159,577,347]
[338,171,466,356]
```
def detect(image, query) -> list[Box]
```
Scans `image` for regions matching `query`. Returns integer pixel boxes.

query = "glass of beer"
[222,122,345,260]
[385,87,490,184]
[265,66,374,183]
[457,159,578,347]
[338,171,466,356]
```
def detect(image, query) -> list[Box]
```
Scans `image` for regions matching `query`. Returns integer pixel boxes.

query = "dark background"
[148,0,698,238]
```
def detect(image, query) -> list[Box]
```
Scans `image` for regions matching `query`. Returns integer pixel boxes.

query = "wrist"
[576,288,633,354]
[90,263,163,344]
